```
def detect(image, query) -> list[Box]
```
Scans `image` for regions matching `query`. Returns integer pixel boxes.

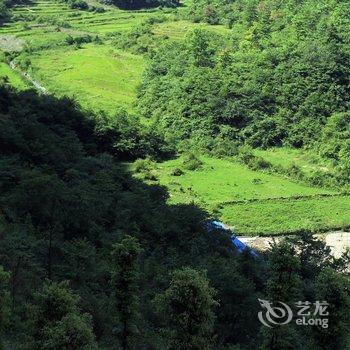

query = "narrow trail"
[9,60,49,94]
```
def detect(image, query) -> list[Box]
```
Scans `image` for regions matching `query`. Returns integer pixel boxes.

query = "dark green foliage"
[318,112,350,185]
[0,87,262,348]
[112,23,161,56]
[1,2,349,339]
[0,0,10,22]
[60,0,89,10]
[313,269,350,350]
[0,266,10,349]
[111,235,142,350]
[96,108,171,159]
[65,35,94,46]
[260,242,302,350]
[106,0,179,10]
[266,241,301,304]
[138,1,350,186]
[238,147,272,171]
[171,167,184,176]
[155,268,217,350]
[27,281,97,349]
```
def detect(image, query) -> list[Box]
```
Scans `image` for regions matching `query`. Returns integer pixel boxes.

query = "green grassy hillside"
[2,0,349,236]
[27,44,145,112]
[154,156,335,205]
[0,0,229,112]
[139,155,350,235]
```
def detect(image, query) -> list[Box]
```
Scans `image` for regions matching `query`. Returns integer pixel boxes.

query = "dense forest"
[0,84,349,349]
[0,0,350,349]
[138,0,350,187]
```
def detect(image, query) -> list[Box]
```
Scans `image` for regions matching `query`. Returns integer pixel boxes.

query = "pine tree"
[0,266,10,350]
[260,241,302,350]
[312,268,350,350]
[111,235,142,350]
[155,267,218,350]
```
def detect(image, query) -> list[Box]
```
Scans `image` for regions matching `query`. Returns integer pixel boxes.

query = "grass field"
[153,20,232,40]
[146,155,350,236]
[220,195,350,236]
[26,44,145,112]
[154,156,336,205]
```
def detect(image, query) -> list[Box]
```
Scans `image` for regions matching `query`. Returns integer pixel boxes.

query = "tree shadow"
[0,86,263,348]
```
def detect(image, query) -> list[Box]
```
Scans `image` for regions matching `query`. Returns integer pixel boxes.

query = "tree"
[28,280,97,350]
[311,268,350,350]
[111,235,142,350]
[155,267,218,350]
[0,266,10,350]
[0,0,9,22]
[287,232,333,300]
[260,241,302,350]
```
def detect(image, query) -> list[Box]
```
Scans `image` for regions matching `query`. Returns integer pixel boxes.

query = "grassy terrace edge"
[219,195,350,236]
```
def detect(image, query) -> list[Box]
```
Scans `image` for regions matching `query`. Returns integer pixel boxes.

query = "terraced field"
[27,44,145,112]
[0,0,229,111]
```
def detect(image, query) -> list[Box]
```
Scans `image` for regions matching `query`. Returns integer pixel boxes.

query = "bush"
[141,169,158,181]
[70,0,89,10]
[211,139,239,158]
[287,164,305,180]
[65,34,93,46]
[307,170,332,188]
[171,168,184,176]
[133,158,156,173]
[182,153,203,171]
[238,147,271,171]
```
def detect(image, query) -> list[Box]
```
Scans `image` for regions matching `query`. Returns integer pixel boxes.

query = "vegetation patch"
[25,44,145,112]
[148,155,350,235]
[220,195,350,236]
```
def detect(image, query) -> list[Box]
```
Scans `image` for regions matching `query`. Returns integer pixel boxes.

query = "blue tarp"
[206,221,259,258]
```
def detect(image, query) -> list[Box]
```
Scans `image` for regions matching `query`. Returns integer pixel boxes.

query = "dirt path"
[322,232,350,258]
[238,231,350,258]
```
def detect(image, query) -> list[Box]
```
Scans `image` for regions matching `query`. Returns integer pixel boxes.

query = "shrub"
[211,139,239,158]
[287,164,305,180]
[70,0,89,10]
[171,168,184,176]
[238,147,271,171]
[133,158,156,173]
[182,153,203,171]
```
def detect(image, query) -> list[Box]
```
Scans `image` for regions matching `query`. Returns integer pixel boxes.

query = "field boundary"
[245,225,350,238]
[217,192,349,207]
